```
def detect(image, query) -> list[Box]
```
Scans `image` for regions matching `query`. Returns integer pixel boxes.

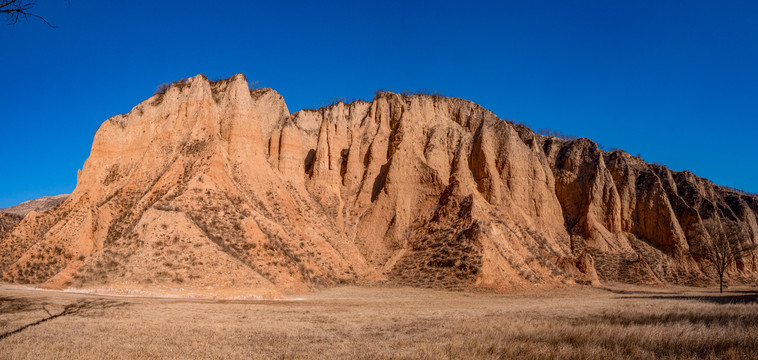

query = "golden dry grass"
[0,284,756,359]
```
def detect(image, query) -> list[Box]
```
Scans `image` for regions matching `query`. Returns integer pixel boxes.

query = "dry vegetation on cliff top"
[1,285,756,359]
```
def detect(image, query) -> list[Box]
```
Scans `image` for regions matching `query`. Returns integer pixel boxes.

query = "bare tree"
[695,218,757,293]
[1,0,59,27]
[536,128,578,141]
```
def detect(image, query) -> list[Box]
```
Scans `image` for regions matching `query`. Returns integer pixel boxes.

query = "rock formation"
[1,74,755,298]
[0,212,22,237]
[1,194,67,237]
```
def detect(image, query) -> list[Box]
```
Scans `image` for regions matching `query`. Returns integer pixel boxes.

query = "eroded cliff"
[1,74,755,297]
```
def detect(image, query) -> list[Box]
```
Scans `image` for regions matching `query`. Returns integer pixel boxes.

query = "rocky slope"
[1,74,755,298]
[0,195,68,237]
[0,212,23,237]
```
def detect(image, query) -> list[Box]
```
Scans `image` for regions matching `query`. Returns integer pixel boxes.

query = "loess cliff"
[1,74,756,298]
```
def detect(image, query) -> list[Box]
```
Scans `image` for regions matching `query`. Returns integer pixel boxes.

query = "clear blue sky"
[1,0,756,207]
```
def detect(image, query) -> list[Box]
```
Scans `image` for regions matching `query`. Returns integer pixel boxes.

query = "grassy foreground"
[0,285,756,359]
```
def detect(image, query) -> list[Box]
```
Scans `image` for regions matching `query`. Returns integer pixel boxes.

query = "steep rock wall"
[1,74,755,297]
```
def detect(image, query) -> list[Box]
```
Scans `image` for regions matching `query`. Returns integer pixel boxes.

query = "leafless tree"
[1,0,61,27]
[536,128,578,141]
[695,218,757,293]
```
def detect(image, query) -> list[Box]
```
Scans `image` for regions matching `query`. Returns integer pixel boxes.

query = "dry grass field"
[1,284,756,359]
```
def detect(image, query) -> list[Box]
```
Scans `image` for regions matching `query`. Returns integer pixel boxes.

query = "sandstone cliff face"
[1,74,755,297]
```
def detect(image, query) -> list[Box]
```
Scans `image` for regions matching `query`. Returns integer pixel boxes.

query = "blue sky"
[1,0,756,207]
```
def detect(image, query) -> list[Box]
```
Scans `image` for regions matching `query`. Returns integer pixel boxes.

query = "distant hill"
[1,195,68,237]
[1,194,69,216]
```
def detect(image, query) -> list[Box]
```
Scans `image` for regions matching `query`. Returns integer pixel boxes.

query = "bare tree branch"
[693,218,758,293]
[1,0,58,27]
